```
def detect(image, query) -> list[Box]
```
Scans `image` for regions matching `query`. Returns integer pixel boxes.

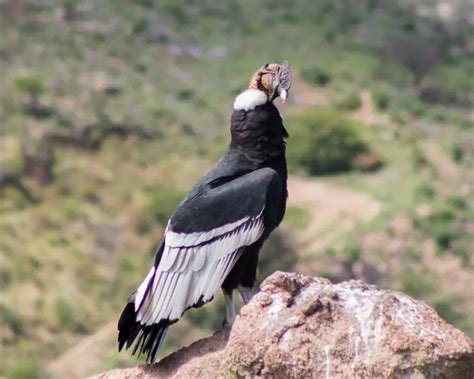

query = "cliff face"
[92,272,474,379]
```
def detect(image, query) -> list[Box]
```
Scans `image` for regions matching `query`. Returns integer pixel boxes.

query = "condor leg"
[223,289,236,328]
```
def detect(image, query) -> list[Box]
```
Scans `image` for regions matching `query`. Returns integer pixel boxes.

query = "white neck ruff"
[233,89,268,111]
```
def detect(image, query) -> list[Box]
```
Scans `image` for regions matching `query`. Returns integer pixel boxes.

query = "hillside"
[0,1,473,378]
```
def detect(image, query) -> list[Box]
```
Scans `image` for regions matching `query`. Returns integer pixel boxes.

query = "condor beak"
[278,87,288,103]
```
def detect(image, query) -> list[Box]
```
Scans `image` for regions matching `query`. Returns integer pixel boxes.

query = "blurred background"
[0,0,473,378]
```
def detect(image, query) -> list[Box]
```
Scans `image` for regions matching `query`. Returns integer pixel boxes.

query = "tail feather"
[117,298,170,363]
[118,242,169,362]
[118,301,138,351]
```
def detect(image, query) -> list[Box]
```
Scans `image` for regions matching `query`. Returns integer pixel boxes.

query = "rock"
[92,272,474,379]
[91,331,230,379]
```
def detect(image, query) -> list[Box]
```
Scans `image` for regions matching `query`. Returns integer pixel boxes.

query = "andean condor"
[118,61,292,363]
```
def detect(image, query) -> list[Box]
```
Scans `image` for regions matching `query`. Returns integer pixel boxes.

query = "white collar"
[233,89,268,111]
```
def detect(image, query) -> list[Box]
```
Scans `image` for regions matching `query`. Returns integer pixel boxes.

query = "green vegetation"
[0,303,23,336]
[139,186,186,233]
[146,186,185,225]
[283,206,311,231]
[400,269,435,298]
[287,108,379,175]
[0,1,472,377]
[433,295,473,337]
[412,196,473,264]
[334,92,362,111]
[14,74,45,106]
[5,357,43,379]
[54,296,85,333]
[301,66,332,87]
[372,85,394,111]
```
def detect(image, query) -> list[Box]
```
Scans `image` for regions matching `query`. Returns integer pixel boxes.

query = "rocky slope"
[92,272,474,378]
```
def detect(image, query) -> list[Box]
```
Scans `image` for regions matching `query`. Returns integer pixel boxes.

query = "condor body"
[118,62,291,362]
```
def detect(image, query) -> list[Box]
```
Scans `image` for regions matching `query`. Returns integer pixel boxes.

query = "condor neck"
[229,102,287,169]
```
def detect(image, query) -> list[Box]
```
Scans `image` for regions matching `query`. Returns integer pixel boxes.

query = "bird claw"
[222,314,235,329]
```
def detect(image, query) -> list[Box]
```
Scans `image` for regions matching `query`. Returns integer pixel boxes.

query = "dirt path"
[418,140,469,195]
[288,176,381,254]
[351,90,395,128]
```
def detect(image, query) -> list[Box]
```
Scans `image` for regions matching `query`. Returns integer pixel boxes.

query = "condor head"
[249,61,292,103]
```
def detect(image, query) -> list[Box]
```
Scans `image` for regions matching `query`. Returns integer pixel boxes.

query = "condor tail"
[117,242,170,363]
[118,294,171,363]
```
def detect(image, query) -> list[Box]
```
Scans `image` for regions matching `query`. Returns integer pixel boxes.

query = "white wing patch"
[165,216,253,248]
[135,210,265,325]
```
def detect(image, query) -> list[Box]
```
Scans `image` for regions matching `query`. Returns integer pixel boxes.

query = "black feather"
[118,301,138,352]
[118,300,173,363]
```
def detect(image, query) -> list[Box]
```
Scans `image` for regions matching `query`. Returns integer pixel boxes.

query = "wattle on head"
[234,61,292,111]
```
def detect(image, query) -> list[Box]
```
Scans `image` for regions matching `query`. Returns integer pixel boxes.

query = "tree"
[383,35,440,88]
[14,74,45,107]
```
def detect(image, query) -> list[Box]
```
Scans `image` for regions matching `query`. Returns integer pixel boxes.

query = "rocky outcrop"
[92,272,474,379]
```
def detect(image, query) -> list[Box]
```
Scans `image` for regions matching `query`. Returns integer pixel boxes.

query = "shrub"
[400,269,434,298]
[14,74,45,104]
[286,108,376,175]
[372,86,392,110]
[148,186,185,224]
[433,295,466,327]
[301,66,331,86]
[372,85,425,116]
[54,296,77,331]
[413,198,471,254]
[335,92,362,111]
[342,245,362,264]
[0,303,23,335]
[446,196,467,210]
[176,88,195,101]
[416,182,435,200]
[139,186,186,233]
[5,357,43,379]
[451,143,464,163]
